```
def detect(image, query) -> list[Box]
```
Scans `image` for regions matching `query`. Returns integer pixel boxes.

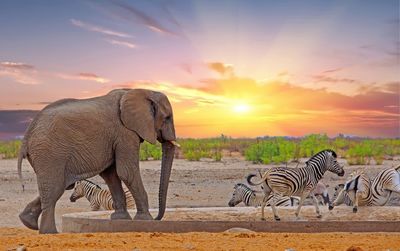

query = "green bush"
[0,140,22,159]
[346,140,385,165]
[1,135,399,165]
[139,142,162,161]
[244,137,297,164]
[299,134,330,157]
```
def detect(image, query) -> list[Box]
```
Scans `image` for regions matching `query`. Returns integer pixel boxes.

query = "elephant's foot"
[19,211,39,230]
[111,210,132,220]
[39,227,58,234]
[134,211,153,220]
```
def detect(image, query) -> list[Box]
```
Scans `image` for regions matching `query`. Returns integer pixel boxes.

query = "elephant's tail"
[18,142,27,192]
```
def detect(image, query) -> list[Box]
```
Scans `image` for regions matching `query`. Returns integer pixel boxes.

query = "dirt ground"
[0,157,399,250]
[1,228,400,251]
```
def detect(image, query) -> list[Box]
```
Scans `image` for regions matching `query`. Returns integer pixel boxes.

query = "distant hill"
[0,110,39,140]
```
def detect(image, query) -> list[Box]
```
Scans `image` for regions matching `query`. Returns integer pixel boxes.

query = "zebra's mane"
[234,183,255,193]
[305,149,337,166]
[82,179,102,189]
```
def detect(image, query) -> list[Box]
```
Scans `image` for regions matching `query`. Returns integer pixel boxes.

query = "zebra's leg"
[353,191,360,213]
[100,165,131,220]
[295,194,307,219]
[260,200,266,221]
[311,194,322,218]
[269,194,281,221]
[260,189,272,221]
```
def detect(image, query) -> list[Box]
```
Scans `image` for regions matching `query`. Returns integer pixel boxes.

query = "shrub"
[0,140,21,159]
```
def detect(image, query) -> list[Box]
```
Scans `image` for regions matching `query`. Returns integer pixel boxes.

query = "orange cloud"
[89,62,399,138]
[207,62,234,76]
[111,74,398,138]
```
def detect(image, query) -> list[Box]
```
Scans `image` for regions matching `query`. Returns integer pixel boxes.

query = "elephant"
[17,88,177,234]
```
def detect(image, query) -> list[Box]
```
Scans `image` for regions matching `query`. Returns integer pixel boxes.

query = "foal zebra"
[247,149,344,221]
[228,183,299,207]
[329,166,400,212]
[70,180,135,211]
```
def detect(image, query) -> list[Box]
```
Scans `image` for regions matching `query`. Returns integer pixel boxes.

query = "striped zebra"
[247,149,344,221]
[328,183,353,209]
[329,165,400,213]
[228,183,300,207]
[69,180,135,211]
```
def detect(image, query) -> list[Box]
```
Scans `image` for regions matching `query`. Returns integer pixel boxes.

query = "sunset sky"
[0,0,399,138]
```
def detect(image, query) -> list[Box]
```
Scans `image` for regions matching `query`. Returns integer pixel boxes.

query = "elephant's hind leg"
[100,165,132,220]
[19,196,42,230]
[37,170,65,234]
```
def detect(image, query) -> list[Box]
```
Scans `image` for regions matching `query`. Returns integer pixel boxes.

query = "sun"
[233,103,251,113]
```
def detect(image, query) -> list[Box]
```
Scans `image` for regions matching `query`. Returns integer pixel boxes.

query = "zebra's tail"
[247,173,267,186]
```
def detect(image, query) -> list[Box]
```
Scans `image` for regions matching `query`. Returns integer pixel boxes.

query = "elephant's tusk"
[169,141,181,148]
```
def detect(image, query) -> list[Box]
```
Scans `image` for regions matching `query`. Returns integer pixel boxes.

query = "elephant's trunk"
[154,141,175,220]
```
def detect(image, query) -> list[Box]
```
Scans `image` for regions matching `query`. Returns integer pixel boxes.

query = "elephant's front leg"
[116,144,152,220]
[100,165,132,220]
[19,196,42,230]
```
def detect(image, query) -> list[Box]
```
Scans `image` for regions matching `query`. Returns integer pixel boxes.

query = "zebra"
[329,165,400,213]
[228,183,300,207]
[328,183,353,209]
[247,149,344,221]
[69,180,135,211]
[310,181,330,205]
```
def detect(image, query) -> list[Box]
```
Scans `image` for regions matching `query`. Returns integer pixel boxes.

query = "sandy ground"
[0,157,399,250]
[1,228,399,251]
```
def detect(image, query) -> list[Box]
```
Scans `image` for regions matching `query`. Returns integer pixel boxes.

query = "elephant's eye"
[165,115,172,121]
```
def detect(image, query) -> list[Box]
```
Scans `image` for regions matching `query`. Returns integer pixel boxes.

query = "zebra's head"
[228,183,255,207]
[329,183,345,210]
[315,149,344,176]
[70,181,85,202]
[69,180,101,202]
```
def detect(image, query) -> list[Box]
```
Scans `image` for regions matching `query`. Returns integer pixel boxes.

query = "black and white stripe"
[330,166,400,212]
[228,183,299,207]
[70,180,135,211]
[247,149,344,220]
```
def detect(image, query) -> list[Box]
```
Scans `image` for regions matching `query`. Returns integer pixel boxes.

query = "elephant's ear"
[120,89,157,144]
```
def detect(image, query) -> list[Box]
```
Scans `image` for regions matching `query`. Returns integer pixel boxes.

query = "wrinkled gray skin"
[17,89,176,234]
